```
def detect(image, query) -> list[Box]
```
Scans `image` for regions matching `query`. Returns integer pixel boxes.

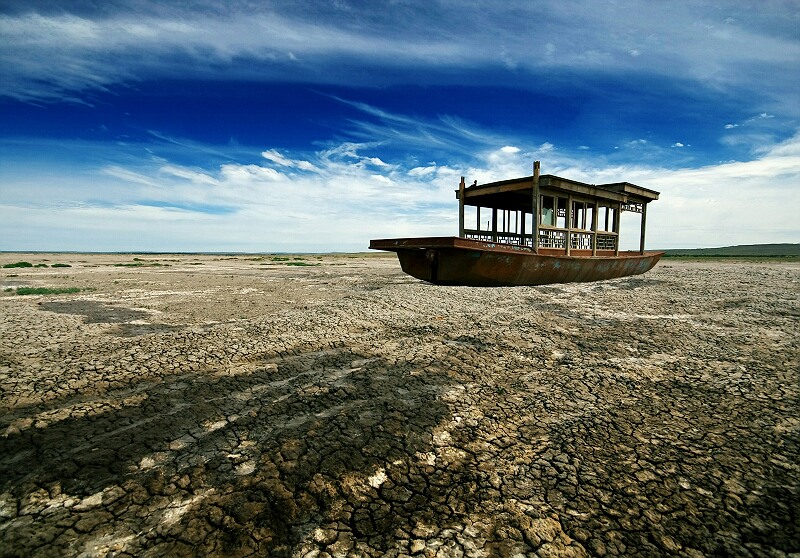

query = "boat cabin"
[457,161,659,256]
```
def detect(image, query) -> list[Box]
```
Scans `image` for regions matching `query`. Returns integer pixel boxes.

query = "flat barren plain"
[1,253,798,558]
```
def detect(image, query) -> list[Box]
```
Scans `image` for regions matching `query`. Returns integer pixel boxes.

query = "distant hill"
[663,243,800,257]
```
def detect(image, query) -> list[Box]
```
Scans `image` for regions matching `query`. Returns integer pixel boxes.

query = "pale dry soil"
[0,253,798,558]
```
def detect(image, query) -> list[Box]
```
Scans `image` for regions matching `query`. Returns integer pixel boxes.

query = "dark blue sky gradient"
[3,74,760,164]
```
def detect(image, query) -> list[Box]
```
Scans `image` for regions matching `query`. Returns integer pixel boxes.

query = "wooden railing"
[596,234,617,250]
[463,227,618,253]
[539,229,567,249]
[463,229,527,244]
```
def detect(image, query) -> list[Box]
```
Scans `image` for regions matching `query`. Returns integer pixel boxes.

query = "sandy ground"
[0,253,798,558]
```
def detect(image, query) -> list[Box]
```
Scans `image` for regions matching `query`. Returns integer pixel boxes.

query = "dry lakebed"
[0,253,798,557]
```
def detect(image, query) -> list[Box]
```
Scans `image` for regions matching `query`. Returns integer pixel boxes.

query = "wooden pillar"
[458,177,465,237]
[554,196,559,227]
[492,208,498,241]
[592,200,599,256]
[565,195,572,255]
[639,202,648,254]
[532,161,540,251]
[614,205,620,256]
[476,206,481,236]
[520,212,526,246]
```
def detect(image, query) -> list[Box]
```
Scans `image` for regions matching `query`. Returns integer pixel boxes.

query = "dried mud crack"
[1,254,798,557]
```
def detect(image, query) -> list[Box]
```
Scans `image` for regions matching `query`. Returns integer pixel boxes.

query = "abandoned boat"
[370,161,663,286]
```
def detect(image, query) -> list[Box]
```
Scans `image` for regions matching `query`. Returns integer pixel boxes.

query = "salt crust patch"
[416,452,436,466]
[77,534,137,558]
[160,491,213,528]
[368,468,388,488]
[205,419,228,432]
[74,491,104,511]
[235,461,256,475]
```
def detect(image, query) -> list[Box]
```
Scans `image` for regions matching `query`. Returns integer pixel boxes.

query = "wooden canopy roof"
[456,174,659,212]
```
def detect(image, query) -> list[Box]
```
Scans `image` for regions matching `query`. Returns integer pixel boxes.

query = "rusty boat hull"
[369,237,663,287]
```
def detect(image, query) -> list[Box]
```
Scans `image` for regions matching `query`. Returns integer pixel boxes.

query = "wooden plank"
[553,196,559,229]
[639,202,648,254]
[592,200,599,256]
[566,194,572,256]
[600,181,660,201]
[458,177,465,237]
[462,174,631,203]
[541,176,628,202]
[533,161,540,251]
[462,181,533,198]
[580,201,587,229]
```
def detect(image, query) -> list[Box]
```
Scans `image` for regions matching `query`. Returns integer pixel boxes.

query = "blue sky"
[1,1,798,252]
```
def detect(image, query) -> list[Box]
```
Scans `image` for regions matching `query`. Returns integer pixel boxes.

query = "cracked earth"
[1,253,798,557]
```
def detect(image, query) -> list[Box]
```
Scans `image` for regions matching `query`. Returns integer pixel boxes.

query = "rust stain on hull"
[370,237,663,287]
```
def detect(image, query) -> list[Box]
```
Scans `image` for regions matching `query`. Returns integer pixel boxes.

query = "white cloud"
[586,132,800,248]
[219,164,284,183]
[724,112,781,132]
[101,165,160,187]
[262,149,321,173]
[2,95,798,252]
[2,1,798,117]
[408,166,437,177]
[0,138,460,251]
[160,164,218,185]
[672,142,684,148]
[295,160,319,172]
[261,149,293,166]
[366,157,391,168]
